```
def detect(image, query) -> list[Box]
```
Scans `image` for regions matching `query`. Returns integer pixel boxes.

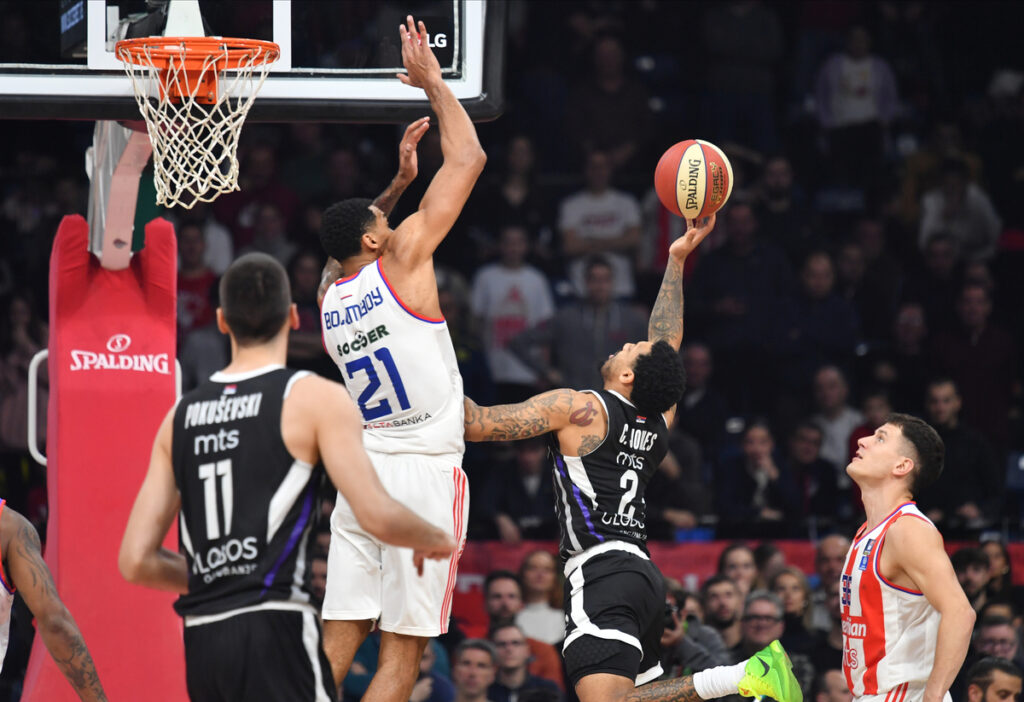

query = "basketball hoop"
[115,36,280,209]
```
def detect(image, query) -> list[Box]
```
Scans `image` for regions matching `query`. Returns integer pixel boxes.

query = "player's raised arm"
[886,516,975,702]
[392,15,486,265]
[463,390,582,442]
[648,214,715,350]
[317,116,430,307]
[3,507,109,702]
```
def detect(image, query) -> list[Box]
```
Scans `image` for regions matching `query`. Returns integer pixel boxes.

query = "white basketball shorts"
[322,450,468,637]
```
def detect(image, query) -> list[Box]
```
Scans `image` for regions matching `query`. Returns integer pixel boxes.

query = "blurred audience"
[919,378,1001,530]
[471,225,555,404]
[515,550,563,645]
[702,575,744,650]
[716,543,758,597]
[558,151,642,299]
[509,255,646,391]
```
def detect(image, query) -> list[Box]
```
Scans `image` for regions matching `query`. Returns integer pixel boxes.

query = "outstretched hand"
[397,116,430,184]
[397,16,443,89]
[668,213,716,262]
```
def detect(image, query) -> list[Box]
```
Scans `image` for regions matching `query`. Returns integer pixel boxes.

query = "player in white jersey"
[843,413,975,702]
[315,16,486,702]
[0,500,107,700]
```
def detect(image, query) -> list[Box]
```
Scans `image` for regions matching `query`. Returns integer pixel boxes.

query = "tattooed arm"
[464,390,608,457]
[648,214,717,349]
[317,117,430,307]
[2,508,108,701]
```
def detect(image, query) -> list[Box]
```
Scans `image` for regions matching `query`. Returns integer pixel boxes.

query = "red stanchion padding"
[22,215,186,701]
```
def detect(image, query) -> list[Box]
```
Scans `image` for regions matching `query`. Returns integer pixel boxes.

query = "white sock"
[692,661,747,699]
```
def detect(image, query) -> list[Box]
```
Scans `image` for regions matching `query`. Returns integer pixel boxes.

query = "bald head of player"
[847,412,944,497]
[216,252,298,347]
[320,198,391,264]
[599,339,685,418]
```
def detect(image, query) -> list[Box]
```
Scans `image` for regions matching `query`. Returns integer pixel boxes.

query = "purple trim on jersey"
[376,260,447,324]
[261,483,314,595]
[555,454,604,543]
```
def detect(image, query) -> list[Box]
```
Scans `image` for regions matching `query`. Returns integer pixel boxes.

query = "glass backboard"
[0,0,504,122]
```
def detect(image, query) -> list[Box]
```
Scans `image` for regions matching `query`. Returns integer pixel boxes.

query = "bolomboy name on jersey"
[184,393,263,429]
[324,287,384,329]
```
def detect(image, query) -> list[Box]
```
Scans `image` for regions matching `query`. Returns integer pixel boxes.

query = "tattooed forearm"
[12,522,108,701]
[372,176,410,217]
[464,390,573,442]
[15,524,57,599]
[625,674,702,702]
[45,619,108,702]
[648,257,684,349]
[317,257,345,306]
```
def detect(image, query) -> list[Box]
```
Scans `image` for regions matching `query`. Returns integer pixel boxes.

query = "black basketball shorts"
[184,606,336,702]
[561,547,666,688]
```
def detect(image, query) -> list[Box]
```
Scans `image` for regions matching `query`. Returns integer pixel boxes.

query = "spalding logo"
[107,334,132,353]
[69,332,170,374]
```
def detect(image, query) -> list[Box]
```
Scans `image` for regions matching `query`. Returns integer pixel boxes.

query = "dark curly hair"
[885,412,944,495]
[320,198,375,261]
[630,340,685,417]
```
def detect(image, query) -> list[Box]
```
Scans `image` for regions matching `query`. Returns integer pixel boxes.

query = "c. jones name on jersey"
[184,393,263,429]
[192,537,259,585]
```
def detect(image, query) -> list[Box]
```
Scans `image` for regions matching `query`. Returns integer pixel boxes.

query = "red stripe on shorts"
[440,468,466,631]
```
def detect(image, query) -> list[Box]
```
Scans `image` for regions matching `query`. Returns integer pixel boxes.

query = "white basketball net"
[117,39,278,209]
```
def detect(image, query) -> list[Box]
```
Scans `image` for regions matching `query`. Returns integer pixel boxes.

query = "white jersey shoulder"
[320,259,464,457]
[841,502,940,698]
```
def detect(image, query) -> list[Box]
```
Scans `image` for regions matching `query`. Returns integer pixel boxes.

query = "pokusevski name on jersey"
[173,367,322,617]
[323,287,384,329]
[183,393,263,429]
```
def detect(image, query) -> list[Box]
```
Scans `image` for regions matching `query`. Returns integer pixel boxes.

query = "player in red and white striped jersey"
[842,414,975,702]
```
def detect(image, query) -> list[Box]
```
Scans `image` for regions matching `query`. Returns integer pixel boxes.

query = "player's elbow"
[118,543,145,584]
[961,603,977,629]
[450,146,486,173]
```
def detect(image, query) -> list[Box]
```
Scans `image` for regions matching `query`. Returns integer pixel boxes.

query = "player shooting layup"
[316,16,486,702]
[464,216,800,702]
[842,415,975,702]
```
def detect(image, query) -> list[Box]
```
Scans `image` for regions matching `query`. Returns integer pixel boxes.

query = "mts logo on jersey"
[618,425,656,452]
[841,573,852,607]
[194,428,240,455]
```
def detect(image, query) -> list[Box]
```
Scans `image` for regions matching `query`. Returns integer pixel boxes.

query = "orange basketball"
[654,139,734,219]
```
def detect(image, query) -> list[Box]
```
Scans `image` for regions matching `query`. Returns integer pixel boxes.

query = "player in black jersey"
[119,253,455,701]
[465,215,802,702]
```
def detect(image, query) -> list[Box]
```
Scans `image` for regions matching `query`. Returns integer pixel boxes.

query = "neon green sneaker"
[737,640,802,702]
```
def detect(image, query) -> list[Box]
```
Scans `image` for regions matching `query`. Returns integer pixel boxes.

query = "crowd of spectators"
[1,1,1024,695]
[1,1,1023,545]
[308,534,1024,702]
